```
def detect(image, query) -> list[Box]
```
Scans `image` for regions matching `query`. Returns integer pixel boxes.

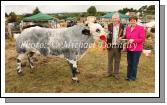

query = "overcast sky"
[5,5,144,15]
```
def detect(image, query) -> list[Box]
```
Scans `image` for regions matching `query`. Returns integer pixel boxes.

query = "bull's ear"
[82,29,90,36]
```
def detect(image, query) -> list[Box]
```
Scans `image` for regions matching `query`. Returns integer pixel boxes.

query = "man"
[107,13,125,79]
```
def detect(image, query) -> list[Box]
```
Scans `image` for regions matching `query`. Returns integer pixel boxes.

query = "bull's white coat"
[15,23,105,81]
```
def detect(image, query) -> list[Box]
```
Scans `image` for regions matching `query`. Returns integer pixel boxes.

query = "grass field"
[5,39,155,93]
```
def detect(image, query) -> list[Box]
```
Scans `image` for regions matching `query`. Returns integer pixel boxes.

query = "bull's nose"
[99,35,106,41]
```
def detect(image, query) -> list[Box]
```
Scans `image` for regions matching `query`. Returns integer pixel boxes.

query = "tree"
[7,12,17,23]
[138,5,147,17]
[96,12,106,17]
[80,12,88,17]
[87,6,97,16]
[145,5,155,15]
[138,5,147,13]
[32,7,41,15]
[138,5,155,17]
[118,8,137,14]
[5,12,8,17]
[118,8,129,14]
[7,12,23,23]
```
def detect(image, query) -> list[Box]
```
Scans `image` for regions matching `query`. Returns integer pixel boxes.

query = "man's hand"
[116,37,122,43]
[118,37,122,40]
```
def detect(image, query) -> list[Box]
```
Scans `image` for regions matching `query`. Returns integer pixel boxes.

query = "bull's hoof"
[17,71,24,76]
[30,66,34,69]
[72,77,80,83]
[76,70,80,74]
[72,80,80,83]
[29,66,35,73]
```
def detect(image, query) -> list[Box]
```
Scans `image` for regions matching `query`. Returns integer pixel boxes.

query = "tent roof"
[66,17,76,21]
[23,13,55,22]
[101,12,129,19]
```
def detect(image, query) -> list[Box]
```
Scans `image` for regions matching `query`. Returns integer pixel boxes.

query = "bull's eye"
[96,28,100,33]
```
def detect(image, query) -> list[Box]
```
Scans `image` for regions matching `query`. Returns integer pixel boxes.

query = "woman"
[125,16,145,81]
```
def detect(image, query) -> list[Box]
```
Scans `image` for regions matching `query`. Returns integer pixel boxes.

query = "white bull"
[15,22,105,82]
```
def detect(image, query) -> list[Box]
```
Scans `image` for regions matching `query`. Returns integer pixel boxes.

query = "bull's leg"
[16,53,25,74]
[27,52,34,70]
[74,61,80,74]
[68,60,79,82]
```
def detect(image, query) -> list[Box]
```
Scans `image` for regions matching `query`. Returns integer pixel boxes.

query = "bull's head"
[82,22,106,40]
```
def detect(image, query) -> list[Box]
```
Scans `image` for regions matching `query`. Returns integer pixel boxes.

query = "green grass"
[5,39,155,93]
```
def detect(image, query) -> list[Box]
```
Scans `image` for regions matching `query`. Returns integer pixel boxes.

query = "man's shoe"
[108,74,113,77]
[114,75,120,79]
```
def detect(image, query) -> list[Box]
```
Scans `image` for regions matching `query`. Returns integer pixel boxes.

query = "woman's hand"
[128,39,134,44]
